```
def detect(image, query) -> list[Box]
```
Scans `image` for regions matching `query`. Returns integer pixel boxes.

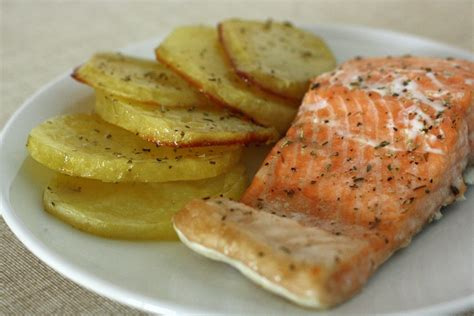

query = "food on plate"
[72,52,211,107]
[95,90,278,147]
[155,26,298,134]
[174,56,474,308]
[26,19,342,241]
[44,164,247,240]
[27,113,242,182]
[219,19,336,101]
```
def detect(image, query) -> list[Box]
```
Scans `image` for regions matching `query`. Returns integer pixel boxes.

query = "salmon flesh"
[173,56,474,308]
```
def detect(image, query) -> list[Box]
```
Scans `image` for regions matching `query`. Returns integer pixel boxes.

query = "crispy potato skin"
[71,52,213,108]
[155,26,298,135]
[95,91,278,147]
[155,56,295,135]
[218,19,336,101]
[27,114,243,182]
[217,24,301,104]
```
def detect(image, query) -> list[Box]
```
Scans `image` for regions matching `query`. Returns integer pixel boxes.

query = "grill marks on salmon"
[173,56,474,308]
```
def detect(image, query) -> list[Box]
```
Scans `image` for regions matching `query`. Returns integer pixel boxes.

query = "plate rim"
[1,23,474,315]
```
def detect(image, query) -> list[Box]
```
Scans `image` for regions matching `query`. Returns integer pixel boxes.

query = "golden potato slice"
[95,91,278,147]
[72,52,212,107]
[155,26,297,134]
[27,114,242,182]
[43,164,247,240]
[219,19,336,101]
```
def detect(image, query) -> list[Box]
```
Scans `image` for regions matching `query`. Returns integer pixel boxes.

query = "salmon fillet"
[174,56,474,308]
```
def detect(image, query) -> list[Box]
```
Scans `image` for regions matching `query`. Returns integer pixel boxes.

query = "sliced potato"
[27,114,242,182]
[44,164,247,240]
[95,90,278,147]
[155,26,297,134]
[219,19,336,100]
[72,52,212,107]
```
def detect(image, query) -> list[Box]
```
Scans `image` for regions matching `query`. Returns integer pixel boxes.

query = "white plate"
[1,24,473,315]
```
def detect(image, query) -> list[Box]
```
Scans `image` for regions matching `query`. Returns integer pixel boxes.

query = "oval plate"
[1,24,473,315]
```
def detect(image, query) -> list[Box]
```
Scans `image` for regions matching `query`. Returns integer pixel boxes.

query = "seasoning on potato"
[27,18,337,241]
[95,90,278,147]
[155,26,298,134]
[44,164,247,240]
[72,52,211,108]
[219,19,336,101]
[27,114,242,182]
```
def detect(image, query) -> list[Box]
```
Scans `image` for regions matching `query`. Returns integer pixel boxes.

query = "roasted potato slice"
[219,19,336,101]
[155,26,297,134]
[72,52,212,107]
[44,164,247,240]
[95,91,278,147]
[27,114,242,182]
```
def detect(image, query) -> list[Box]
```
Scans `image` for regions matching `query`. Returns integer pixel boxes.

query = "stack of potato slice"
[27,53,276,240]
[26,19,335,240]
[156,19,335,133]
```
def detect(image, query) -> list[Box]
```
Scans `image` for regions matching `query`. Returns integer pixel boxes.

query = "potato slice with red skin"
[219,19,336,101]
[72,52,213,108]
[26,113,242,182]
[155,26,297,135]
[95,90,278,147]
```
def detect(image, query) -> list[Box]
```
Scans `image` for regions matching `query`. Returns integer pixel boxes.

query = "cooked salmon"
[173,56,474,308]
